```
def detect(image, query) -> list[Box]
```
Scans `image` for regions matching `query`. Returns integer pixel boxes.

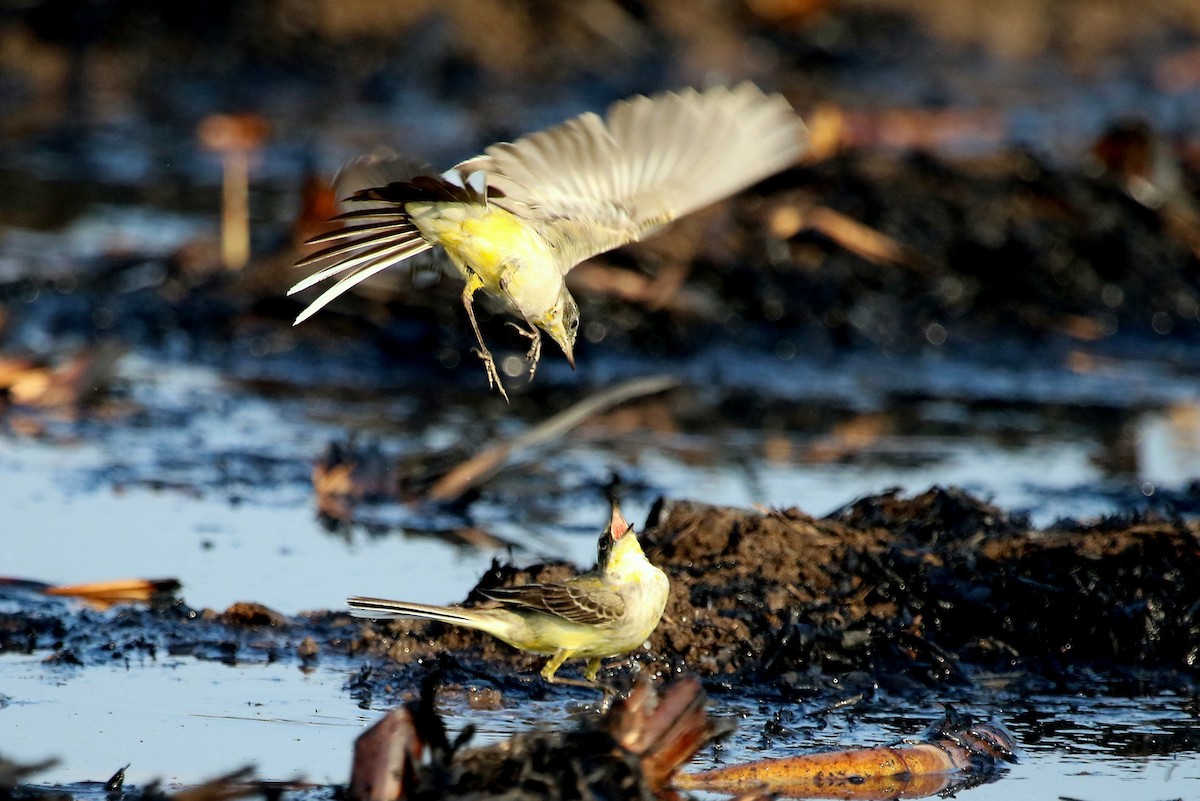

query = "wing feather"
[481,581,625,626]
[294,226,424,273]
[304,220,424,245]
[455,83,808,272]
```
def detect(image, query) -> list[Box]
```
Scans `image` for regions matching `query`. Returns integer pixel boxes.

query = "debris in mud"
[218,602,287,628]
[197,114,271,272]
[42,578,180,610]
[0,577,181,611]
[312,375,679,520]
[0,754,59,791]
[1,762,267,801]
[349,673,1014,801]
[675,704,1016,799]
[0,344,122,412]
[349,673,726,801]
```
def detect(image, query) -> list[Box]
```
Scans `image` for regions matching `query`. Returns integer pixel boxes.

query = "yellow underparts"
[409,201,562,318]
[410,203,533,290]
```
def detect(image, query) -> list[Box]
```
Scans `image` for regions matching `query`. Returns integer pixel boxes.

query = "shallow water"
[7,648,1198,799]
[2,655,363,786]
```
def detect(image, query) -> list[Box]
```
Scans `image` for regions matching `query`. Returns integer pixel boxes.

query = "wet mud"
[339,488,1200,695]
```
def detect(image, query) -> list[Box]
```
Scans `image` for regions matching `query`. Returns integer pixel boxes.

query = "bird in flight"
[290,83,809,399]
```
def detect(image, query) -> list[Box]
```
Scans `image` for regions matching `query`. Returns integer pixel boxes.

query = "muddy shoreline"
[5,487,1195,700]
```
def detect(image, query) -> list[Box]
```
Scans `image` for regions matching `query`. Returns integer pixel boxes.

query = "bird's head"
[534,288,579,368]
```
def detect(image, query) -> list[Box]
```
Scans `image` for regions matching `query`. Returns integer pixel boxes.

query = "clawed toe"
[505,322,543,380]
[472,346,510,402]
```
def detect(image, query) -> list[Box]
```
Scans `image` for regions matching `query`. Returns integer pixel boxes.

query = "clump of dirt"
[645,487,1200,693]
[355,487,1200,694]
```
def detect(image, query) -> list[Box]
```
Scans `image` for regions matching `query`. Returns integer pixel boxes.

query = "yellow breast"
[409,202,534,290]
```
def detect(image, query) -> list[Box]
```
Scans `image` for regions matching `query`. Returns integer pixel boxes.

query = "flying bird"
[291,83,809,398]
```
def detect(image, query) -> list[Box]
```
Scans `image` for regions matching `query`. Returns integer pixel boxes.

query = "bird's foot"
[506,322,542,381]
[472,346,510,403]
[541,657,604,688]
[545,675,600,689]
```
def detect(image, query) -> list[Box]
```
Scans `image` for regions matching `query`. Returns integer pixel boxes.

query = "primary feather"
[461,82,808,269]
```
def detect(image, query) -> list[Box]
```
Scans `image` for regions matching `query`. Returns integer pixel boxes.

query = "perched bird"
[347,501,669,683]
[290,83,809,399]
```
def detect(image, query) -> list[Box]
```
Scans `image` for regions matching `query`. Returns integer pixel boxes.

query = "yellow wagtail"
[346,500,668,683]
[290,83,809,398]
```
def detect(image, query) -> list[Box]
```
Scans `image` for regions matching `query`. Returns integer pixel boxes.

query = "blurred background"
[2,0,1200,792]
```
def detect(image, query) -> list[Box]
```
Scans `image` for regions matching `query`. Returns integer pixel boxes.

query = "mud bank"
[349,487,1200,695]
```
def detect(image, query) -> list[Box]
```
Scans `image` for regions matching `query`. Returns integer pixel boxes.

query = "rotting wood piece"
[674,705,1017,799]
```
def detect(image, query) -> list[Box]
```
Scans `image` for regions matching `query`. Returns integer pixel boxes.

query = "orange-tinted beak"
[610,500,630,540]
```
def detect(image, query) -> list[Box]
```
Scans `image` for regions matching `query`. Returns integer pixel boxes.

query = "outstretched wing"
[481,578,625,626]
[454,82,809,271]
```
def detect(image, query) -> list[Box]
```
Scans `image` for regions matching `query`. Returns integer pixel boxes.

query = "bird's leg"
[505,321,542,380]
[497,275,542,380]
[540,650,571,682]
[540,651,602,687]
[461,276,509,402]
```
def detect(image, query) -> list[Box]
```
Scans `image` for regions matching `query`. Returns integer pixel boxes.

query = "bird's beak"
[609,501,630,540]
[544,321,576,369]
[557,334,576,370]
